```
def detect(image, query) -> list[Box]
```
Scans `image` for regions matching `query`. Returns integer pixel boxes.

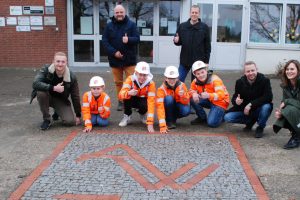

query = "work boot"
[119,114,131,127]
[243,120,255,132]
[255,126,264,138]
[284,136,300,149]
[52,112,59,121]
[117,101,123,111]
[40,120,51,130]
[190,117,206,125]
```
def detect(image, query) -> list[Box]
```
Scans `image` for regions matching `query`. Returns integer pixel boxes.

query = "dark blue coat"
[102,16,140,67]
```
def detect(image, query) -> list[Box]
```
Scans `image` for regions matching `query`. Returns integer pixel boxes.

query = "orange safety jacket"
[119,75,156,125]
[81,91,111,128]
[156,81,190,131]
[189,74,230,110]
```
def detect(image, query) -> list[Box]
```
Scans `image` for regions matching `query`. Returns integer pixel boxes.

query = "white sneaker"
[119,114,131,127]
[140,114,147,124]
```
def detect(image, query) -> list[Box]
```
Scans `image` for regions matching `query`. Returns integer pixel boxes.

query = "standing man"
[224,61,273,138]
[173,5,211,82]
[31,52,81,130]
[102,4,140,111]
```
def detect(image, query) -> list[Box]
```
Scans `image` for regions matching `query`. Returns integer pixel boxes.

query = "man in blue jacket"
[102,4,140,111]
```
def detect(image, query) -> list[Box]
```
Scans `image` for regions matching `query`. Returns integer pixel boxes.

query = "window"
[250,3,282,44]
[286,4,300,44]
[159,1,180,36]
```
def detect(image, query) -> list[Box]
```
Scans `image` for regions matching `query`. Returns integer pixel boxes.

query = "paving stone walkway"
[9,131,269,200]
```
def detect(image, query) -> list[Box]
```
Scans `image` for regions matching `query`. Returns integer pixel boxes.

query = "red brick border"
[8,130,269,200]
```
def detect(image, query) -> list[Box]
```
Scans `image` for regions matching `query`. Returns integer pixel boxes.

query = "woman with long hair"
[273,59,300,149]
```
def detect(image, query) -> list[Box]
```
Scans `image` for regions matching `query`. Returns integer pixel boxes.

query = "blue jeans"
[224,103,273,128]
[91,114,109,127]
[178,64,194,82]
[190,98,225,128]
[164,96,190,123]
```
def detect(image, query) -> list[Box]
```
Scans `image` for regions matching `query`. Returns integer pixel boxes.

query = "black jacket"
[227,73,273,112]
[174,18,211,67]
[102,16,140,67]
[31,64,81,117]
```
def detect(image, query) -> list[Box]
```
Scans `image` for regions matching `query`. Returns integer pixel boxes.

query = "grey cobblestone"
[21,133,259,199]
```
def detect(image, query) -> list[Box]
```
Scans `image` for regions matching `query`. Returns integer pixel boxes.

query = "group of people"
[30,3,299,151]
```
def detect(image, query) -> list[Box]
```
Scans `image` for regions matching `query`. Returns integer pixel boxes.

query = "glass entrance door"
[69,0,182,68]
[193,0,246,70]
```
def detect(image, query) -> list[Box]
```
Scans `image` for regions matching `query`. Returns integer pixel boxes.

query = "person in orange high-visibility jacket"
[118,61,156,133]
[82,76,111,132]
[156,66,190,133]
[189,61,229,128]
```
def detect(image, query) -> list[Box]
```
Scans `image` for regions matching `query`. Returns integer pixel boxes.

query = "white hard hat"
[135,61,150,74]
[164,66,179,78]
[192,61,208,74]
[89,76,105,87]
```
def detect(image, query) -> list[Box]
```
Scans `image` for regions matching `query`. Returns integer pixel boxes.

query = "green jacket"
[31,64,81,117]
[274,78,300,133]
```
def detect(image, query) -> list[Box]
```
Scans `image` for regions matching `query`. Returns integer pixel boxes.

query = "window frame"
[247,0,300,50]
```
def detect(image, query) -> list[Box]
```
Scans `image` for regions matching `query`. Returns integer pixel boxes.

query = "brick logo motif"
[76,144,219,190]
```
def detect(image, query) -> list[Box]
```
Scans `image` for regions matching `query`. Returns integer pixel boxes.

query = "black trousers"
[124,96,147,116]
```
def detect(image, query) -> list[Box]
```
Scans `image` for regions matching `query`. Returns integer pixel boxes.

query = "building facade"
[0,0,299,73]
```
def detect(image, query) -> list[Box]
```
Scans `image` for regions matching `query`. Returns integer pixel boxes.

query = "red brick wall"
[0,1,67,68]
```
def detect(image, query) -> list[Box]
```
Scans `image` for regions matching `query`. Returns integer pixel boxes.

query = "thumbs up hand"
[173,33,179,43]
[54,82,64,93]
[122,33,128,44]
[235,94,243,105]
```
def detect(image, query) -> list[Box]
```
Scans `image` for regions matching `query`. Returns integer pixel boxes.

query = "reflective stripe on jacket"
[189,74,229,110]
[119,75,156,124]
[82,91,111,128]
[156,82,189,129]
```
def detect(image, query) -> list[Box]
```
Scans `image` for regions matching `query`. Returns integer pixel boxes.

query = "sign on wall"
[0,17,5,26]
[10,6,23,15]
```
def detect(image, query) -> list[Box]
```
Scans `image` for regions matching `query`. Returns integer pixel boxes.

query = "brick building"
[0,0,299,73]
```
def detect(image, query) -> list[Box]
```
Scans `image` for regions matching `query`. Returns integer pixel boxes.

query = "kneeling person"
[118,61,156,133]
[156,66,190,133]
[190,61,229,128]
[82,76,111,132]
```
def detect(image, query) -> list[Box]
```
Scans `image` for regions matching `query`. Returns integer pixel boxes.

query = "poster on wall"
[137,20,146,28]
[45,6,55,15]
[16,26,30,32]
[168,21,177,34]
[0,17,5,26]
[6,17,17,25]
[44,16,56,25]
[142,28,151,36]
[80,16,93,34]
[160,18,167,27]
[30,16,43,26]
[31,26,43,31]
[18,16,30,25]
[10,6,23,15]
[45,0,54,6]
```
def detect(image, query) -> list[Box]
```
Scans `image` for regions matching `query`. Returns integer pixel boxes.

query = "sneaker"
[117,101,123,111]
[140,114,147,124]
[119,114,131,127]
[40,120,51,130]
[283,136,300,149]
[190,117,206,125]
[255,126,264,138]
[167,122,176,129]
[52,112,59,121]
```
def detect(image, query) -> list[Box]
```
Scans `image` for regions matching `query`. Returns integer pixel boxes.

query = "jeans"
[164,96,190,123]
[91,114,109,127]
[190,98,225,128]
[224,103,273,128]
[37,91,75,125]
[178,64,195,82]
